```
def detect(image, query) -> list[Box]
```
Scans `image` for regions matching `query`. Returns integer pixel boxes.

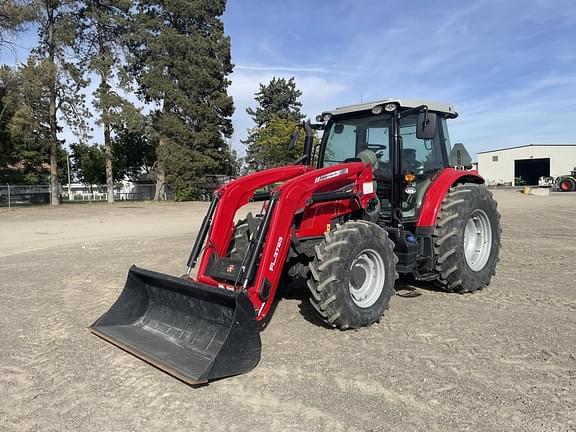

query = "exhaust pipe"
[302,120,313,166]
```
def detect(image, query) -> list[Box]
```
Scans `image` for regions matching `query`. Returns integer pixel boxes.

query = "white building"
[477,144,576,186]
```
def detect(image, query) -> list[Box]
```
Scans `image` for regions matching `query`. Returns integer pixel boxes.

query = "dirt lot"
[0,190,574,432]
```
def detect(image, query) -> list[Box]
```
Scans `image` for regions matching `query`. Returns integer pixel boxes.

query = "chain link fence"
[0,184,51,207]
[0,183,158,208]
[0,178,235,207]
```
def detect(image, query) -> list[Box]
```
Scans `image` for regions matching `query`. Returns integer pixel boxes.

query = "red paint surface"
[417,168,484,227]
[191,162,375,320]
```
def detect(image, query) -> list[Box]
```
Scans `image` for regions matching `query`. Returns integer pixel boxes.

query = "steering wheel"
[404,159,421,171]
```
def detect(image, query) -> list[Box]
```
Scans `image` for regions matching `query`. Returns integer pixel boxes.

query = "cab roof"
[321,98,458,118]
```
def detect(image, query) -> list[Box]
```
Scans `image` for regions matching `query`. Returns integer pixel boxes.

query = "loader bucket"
[90,266,261,385]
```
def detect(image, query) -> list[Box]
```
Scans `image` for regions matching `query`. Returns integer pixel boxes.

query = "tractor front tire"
[433,183,501,293]
[307,220,398,329]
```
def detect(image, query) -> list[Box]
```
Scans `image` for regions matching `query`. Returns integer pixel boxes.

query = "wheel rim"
[560,180,571,191]
[349,248,385,308]
[463,209,493,271]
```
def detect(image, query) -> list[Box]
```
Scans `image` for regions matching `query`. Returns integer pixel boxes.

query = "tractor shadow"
[395,275,451,296]
[268,275,445,330]
[258,276,327,331]
[278,276,333,329]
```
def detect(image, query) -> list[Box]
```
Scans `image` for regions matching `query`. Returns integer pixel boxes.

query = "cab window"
[399,115,444,175]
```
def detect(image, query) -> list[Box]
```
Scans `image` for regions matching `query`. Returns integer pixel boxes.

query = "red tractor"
[91,99,501,385]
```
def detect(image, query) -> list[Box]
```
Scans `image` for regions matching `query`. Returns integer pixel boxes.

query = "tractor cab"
[316,99,459,224]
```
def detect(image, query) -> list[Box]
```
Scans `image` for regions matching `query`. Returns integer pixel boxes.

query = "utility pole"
[67,153,71,199]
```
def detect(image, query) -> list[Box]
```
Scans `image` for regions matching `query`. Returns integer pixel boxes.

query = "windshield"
[322,115,391,169]
[322,113,445,176]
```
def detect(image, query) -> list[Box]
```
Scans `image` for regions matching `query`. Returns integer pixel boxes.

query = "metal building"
[477,144,576,186]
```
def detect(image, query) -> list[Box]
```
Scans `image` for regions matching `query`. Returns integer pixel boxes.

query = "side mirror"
[449,143,473,169]
[416,112,437,140]
[288,130,299,151]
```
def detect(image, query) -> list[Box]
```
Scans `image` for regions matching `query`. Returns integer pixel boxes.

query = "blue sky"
[225,0,576,157]
[2,0,575,158]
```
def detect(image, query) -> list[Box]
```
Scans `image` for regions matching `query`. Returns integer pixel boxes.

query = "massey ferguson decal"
[314,168,349,183]
[268,236,284,272]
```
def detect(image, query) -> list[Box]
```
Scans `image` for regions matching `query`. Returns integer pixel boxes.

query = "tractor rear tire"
[559,178,576,192]
[228,219,251,259]
[307,220,398,329]
[433,183,501,293]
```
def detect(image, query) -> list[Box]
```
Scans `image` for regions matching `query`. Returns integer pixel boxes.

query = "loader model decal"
[269,236,284,271]
[314,168,348,183]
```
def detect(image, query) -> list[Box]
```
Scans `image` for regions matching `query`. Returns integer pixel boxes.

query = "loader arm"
[194,161,376,320]
[195,165,311,277]
[248,161,376,319]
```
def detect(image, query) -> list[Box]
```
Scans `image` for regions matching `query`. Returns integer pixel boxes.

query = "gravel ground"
[0,189,574,432]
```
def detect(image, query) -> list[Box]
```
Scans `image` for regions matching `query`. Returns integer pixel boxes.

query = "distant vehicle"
[538,176,554,188]
[0,184,57,205]
[555,167,576,192]
[195,174,233,200]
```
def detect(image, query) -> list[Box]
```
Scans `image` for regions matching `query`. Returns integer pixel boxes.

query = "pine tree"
[126,0,235,200]
[30,0,89,205]
[0,61,51,184]
[0,66,18,171]
[0,0,33,50]
[76,0,140,203]
[244,77,305,170]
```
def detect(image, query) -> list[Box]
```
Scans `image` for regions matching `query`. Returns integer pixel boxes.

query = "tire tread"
[307,220,397,329]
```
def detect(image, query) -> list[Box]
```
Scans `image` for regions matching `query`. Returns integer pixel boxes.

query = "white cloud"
[235,64,356,76]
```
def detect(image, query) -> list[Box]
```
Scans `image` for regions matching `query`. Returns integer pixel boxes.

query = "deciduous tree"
[253,116,305,169]
[71,127,155,192]
[70,142,105,188]
[112,126,155,180]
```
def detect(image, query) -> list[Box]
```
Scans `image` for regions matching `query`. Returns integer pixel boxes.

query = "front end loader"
[91,99,501,384]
